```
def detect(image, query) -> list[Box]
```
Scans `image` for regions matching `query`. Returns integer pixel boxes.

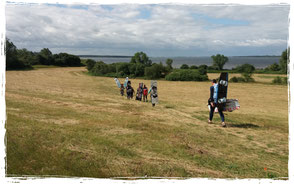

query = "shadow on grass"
[229,123,259,129]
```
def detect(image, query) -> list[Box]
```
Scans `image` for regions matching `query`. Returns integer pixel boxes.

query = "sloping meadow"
[5,67,288,178]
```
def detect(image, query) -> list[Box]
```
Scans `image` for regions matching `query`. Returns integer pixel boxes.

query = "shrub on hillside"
[230,76,238,82]
[128,63,145,77]
[165,69,208,81]
[107,63,117,73]
[6,39,30,70]
[17,48,38,66]
[198,67,207,75]
[198,65,208,75]
[38,48,54,65]
[198,64,208,70]
[85,59,95,71]
[165,71,181,81]
[166,58,173,72]
[104,72,118,77]
[116,62,131,76]
[234,64,255,82]
[90,61,110,76]
[279,49,289,74]
[180,64,189,69]
[235,64,255,73]
[144,63,166,79]
[54,53,81,66]
[230,76,246,82]
[190,65,198,69]
[265,63,280,72]
[272,76,287,85]
[207,65,218,70]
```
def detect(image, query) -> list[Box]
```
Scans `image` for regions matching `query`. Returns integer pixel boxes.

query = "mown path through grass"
[6,67,288,178]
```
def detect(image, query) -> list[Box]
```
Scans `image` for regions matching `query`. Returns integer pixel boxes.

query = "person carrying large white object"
[208,99,240,112]
[149,80,158,107]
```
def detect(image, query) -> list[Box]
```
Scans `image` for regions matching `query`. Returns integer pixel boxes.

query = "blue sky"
[5,3,290,56]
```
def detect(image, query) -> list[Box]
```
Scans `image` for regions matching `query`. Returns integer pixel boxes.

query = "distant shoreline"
[78,55,280,69]
[78,55,132,58]
[78,55,280,58]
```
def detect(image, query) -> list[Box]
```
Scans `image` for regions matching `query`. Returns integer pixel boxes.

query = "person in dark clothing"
[120,84,124,96]
[126,81,134,99]
[136,83,143,101]
[208,79,226,127]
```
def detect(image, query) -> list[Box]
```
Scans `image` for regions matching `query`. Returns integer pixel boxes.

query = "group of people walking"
[119,80,158,107]
[116,77,227,126]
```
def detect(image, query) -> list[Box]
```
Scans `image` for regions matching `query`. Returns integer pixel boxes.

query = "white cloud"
[5,3,289,56]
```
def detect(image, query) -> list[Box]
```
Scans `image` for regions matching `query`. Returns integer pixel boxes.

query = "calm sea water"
[80,56,280,69]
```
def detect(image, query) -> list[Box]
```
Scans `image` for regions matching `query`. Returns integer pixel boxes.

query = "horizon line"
[77,54,281,57]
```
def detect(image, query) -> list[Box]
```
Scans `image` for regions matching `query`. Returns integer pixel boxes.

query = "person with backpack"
[136,83,143,101]
[142,85,148,102]
[126,81,134,99]
[120,84,124,96]
[208,79,226,127]
[150,85,158,107]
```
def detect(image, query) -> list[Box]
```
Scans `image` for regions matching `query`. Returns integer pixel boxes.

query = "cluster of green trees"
[165,69,208,81]
[86,51,209,81]
[211,54,229,70]
[5,39,82,70]
[229,49,288,83]
[87,49,288,82]
[179,54,228,71]
[86,52,160,78]
[264,49,289,74]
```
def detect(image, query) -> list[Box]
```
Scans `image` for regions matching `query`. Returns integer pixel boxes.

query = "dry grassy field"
[5,67,288,178]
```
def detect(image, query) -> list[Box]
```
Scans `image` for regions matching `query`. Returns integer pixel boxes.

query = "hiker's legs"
[209,106,215,121]
[218,110,226,127]
[218,110,225,122]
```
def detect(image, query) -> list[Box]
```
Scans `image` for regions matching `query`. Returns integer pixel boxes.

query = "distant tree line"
[230,49,289,83]
[86,51,209,81]
[5,38,83,70]
[263,49,289,74]
[178,54,228,71]
[177,49,288,83]
[86,49,288,82]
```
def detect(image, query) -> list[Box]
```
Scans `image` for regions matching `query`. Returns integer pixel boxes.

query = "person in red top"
[142,85,148,102]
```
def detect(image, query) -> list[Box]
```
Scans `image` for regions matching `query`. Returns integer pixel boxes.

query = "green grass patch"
[32,65,61,69]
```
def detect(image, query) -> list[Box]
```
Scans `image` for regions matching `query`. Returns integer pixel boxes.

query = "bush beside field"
[165,69,208,81]
[272,76,287,85]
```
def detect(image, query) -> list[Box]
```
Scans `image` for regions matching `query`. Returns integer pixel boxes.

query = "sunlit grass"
[6,67,288,178]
